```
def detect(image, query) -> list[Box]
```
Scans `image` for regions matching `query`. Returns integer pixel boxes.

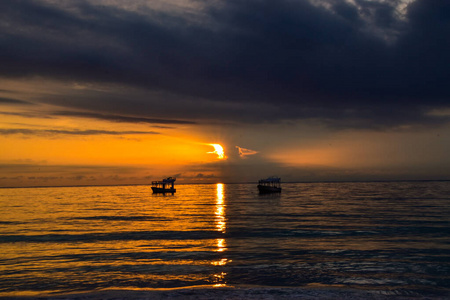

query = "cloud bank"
[0,0,449,129]
[0,128,159,137]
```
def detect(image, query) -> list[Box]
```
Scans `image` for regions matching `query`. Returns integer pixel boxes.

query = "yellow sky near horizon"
[1,90,450,187]
[0,105,234,186]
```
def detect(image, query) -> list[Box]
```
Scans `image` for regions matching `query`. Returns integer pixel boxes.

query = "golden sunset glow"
[208,144,226,160]
[0,107,235,186]
[1,0,449,188]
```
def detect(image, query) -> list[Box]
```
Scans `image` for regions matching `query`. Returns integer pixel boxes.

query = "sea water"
[0,181,449,298]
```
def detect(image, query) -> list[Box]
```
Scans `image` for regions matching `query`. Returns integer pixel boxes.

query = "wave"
[0,230,222,243]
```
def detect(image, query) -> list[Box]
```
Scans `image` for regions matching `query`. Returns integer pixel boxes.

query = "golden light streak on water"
[215,238,226,252]
[211,183,229,285]
[211,258,230,266]
[217,183,224,203]
[215,183,226,233]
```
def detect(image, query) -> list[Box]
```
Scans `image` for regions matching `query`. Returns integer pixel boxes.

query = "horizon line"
[1,179,449,189]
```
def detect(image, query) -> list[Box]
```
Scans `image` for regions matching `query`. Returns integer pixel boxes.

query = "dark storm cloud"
[0,0,449,129]
[0,128,159,136]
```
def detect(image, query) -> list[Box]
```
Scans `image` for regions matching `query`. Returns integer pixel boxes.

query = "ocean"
[0,181,449,299]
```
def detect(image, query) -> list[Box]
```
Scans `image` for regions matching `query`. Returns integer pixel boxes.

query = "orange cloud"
[235,146,258,158]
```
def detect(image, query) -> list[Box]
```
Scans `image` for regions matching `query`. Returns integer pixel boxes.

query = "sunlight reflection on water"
[0,181,449,296]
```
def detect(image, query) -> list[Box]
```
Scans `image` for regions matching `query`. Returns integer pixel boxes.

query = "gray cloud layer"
[0,128,159,136]
[0,97,33,105]
[53,111,196,125]
[0,0,449,129]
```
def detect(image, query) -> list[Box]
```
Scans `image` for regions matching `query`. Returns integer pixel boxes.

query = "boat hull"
[151,187,176,193]
[257,185,281,193]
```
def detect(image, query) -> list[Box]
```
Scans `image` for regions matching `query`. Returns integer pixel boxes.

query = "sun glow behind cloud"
[208,144,226,160]
[1,0,450,187]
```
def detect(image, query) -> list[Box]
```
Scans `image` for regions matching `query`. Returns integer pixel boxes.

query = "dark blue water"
[0,181,449,297]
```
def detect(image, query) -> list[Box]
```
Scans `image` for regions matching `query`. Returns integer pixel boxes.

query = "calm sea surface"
[0,181,449,297]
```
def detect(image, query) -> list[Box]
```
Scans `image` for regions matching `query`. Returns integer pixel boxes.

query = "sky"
[1,0,449,187]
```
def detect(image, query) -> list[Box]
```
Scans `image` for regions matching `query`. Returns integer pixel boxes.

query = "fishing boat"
[257,176,281,193]
[151,177,176,193]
